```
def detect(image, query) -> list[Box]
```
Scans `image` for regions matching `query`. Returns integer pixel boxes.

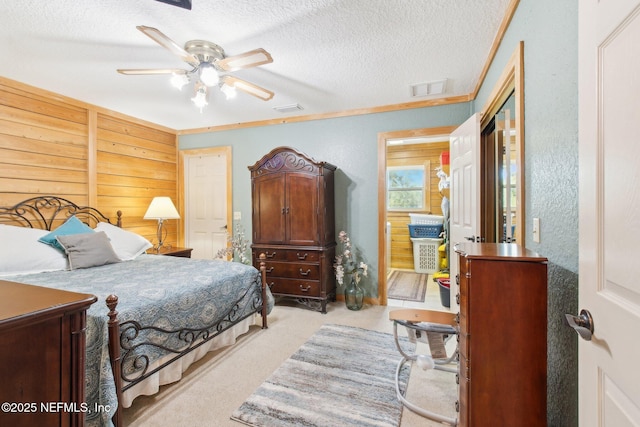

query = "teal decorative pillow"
[38,215,94,251]
[56,231,121,270]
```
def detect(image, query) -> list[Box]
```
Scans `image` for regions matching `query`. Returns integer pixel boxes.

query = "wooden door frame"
[377,126,457,305]
[178,146,233,248]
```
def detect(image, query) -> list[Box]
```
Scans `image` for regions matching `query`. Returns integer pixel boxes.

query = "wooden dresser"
[249,146,336,313]
[0,280,96,427]
[455,243,548,427]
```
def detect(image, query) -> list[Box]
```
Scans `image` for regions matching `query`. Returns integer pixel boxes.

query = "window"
[387,165,428,210]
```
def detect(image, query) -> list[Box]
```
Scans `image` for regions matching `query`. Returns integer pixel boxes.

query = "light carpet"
[231,323,415,427]
[387,271,428,302]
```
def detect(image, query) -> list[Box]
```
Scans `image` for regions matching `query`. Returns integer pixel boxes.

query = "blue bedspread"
[7,255,264,427]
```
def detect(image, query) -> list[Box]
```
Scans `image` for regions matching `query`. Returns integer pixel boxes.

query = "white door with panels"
[449,113,481,306]
[576,0,640,424]
[185,153,228,259]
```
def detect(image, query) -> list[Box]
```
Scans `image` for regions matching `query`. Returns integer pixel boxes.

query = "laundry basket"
[408,214,444,238]
[411,237,443,274]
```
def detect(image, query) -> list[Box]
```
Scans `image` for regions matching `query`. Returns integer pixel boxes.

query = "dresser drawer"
[255,248,320,262]
[267,277,321,297]
[264,261,320,280]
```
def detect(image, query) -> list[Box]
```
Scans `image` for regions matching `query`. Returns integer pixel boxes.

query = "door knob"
[564,309,594,341]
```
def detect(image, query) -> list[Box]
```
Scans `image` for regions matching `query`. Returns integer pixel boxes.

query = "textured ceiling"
[0,0,512,131]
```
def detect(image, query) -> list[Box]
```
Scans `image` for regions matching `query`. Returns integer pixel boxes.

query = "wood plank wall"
[387,141,450,270]
[0,77,179,246]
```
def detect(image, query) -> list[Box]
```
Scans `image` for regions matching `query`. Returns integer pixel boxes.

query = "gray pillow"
[56,231,121,270]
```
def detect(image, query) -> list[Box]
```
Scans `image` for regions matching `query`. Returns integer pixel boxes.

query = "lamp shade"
[144,197,180,220]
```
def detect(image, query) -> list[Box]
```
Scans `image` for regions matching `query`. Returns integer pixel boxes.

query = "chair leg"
[394,356,458,426]
[392,319,459,426]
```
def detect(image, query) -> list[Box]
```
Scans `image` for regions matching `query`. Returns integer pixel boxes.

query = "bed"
[0,196,270,427]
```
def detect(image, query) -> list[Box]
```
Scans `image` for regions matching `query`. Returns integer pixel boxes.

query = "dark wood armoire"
[455,243,548,427]
[249,146,336,313]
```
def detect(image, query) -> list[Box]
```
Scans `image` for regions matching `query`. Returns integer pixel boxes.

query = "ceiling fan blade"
[117,68,189,75]
[136,25,200,67]
[217,48,273,71]
[222,76,274,101]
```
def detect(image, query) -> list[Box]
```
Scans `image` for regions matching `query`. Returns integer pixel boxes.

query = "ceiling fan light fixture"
[199,63,219,87]
[118,27,274,108]
[170,73,189,90]
[191,84,208,112]
[220,83,237,100]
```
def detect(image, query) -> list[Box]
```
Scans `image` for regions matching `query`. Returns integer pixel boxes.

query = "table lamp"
[143,197,180,251]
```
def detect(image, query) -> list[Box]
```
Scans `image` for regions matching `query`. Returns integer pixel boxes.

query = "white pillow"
[0,224,68,276]
[94,222,152,261]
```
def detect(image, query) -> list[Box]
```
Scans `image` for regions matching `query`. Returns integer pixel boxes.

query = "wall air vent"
[273,103,304,113]
[410,79,448,97]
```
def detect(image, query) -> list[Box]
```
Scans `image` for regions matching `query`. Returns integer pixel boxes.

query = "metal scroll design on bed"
[0,195,121,229]
[109,280,264,387]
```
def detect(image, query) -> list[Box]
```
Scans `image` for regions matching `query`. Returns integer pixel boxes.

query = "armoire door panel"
[253,174,286,243]
[286,173,319,245]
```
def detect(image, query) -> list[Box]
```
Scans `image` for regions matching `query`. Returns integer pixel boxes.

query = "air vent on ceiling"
[410,79,448,97]
[273,103,304,113]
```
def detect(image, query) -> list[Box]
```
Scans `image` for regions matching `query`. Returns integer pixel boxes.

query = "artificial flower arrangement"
[333,230,368,286]
[215,223,251,264]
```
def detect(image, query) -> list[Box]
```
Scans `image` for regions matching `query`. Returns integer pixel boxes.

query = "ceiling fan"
[117,26,274,109]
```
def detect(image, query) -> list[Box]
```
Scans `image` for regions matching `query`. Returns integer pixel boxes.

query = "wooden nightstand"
[147,246,193,258]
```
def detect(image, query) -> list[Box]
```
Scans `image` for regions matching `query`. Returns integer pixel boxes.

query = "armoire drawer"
[263,261,320,280]
[267,277,321,297]
[255,248,320,263]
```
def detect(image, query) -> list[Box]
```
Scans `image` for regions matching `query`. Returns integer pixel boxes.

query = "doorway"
[377,126,456,307]
[377,42,524,306]
[178,146,233,259]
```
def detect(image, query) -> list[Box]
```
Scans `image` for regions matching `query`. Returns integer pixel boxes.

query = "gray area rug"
[387,271,428,302]
[231,323,415,427]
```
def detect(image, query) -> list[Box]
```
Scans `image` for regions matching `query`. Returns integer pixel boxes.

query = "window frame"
[386,161,431,212]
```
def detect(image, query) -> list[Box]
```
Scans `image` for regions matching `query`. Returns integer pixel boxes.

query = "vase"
[344,276,364,311]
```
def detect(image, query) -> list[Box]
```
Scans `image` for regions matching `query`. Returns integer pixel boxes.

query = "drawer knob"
[299,268,311,276]
[296,252,308,260]
[299,285,311,292]
[265,251,276,258]
[266,267,274,273]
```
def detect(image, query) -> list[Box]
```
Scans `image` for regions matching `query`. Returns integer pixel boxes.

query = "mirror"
[479,42,524,245]
[496,92,518,242]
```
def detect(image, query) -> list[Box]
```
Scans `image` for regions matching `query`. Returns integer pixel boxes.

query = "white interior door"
[185,153,228,259]
[449,113,481,307]
[578,0,640,424]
